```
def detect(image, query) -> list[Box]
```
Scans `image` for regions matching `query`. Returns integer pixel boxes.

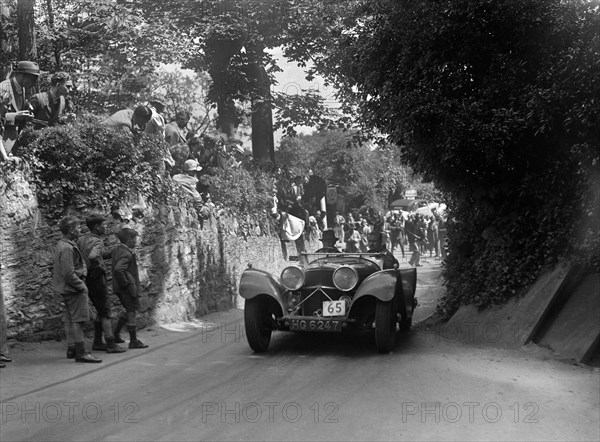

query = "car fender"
[398,268,417,318]
[239,268,286,314]
[350,269,399,310]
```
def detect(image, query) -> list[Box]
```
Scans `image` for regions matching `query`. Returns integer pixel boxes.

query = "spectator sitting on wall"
[165,110,191,173]
[172,159,203,200]
[145,95,167,139]
[28,71,76,129]
[165,109,190,147]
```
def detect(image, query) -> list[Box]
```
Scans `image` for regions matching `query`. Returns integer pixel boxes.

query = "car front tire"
[375,298,397,353]
[244,298,272,352]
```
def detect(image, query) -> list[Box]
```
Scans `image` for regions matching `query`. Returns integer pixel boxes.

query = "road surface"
[1,261,598,441]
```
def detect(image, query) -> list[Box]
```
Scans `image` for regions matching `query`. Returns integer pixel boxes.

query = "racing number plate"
[322,300,346,317]
[290,319,342,332]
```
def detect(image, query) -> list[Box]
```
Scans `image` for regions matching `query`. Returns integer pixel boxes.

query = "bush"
[15,123,174,220]
[438,149,599,317]
[208,166,275,216]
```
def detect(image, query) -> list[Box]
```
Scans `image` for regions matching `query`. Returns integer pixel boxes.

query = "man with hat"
[172,159,203,200]
[77,214,126,354]
[28,71,76,129]
[316,230,340,253]
[0,60,39,157]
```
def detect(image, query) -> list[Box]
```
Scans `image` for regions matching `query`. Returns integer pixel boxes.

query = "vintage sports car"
[239,252,417,353]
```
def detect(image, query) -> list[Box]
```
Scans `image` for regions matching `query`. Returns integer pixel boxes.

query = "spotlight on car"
[332,266,359,291]
[281,266,304,290]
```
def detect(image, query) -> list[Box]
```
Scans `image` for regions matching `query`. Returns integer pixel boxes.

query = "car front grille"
[297,287,341,316]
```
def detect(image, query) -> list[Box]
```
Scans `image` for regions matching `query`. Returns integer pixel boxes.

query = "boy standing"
[77,214,126,354]
[52,216,102,363]
[112,228,148,349]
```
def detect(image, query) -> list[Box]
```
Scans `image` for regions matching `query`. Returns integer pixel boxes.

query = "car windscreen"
[302,254,384,270]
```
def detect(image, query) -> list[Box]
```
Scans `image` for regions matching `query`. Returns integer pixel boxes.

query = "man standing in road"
[77,214,126,355]
[53,216,102,363]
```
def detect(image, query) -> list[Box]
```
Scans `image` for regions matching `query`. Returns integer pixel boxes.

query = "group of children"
[52,214,147,363]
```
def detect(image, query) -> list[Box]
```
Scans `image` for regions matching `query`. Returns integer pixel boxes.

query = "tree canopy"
[285,0,600,312]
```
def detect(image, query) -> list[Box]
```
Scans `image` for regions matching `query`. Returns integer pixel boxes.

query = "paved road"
[1,262,598,441]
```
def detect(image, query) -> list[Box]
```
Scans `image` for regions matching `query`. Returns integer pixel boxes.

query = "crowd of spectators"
[269,166,448,267]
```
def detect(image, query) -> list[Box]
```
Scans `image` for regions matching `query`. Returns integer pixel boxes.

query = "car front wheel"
[244,298,272,352]
[375,298,397,353]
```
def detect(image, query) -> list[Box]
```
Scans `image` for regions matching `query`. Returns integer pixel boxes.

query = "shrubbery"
[11,123,277,229]
[15,123,176,220]
[208,166,276,218]
[439,150,599,316]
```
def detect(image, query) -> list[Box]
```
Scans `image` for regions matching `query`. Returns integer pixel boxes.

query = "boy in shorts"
[77,214,126,354]
[112,228,148,349]
[52,216,102,363]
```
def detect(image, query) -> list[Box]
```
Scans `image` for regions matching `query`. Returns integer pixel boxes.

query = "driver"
[315,230,340,253]
[367,232,398,270]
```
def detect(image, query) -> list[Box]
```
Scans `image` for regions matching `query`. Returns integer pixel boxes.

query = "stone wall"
[0,165,316,341]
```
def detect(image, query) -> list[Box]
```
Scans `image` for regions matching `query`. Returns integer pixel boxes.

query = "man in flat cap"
[77,214,126,354]
[0,61,39,158]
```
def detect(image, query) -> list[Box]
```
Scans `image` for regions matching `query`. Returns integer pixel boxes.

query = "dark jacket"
[111,243,140,297]
[367,245,399,270]
[28,91,69,128]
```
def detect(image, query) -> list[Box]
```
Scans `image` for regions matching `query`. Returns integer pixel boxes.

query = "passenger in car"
[367,232,399,270]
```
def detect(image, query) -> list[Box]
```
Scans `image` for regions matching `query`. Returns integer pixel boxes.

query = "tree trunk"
[248,51,274,163]
[45,0,60,68]
[17,0,36,60]
[205,38,242,139]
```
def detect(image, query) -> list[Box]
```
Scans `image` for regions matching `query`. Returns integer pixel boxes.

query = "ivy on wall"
[15,123,173,220]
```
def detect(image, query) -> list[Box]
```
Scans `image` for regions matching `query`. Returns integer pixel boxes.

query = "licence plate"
[322,300,346,317]
[290,319,342,332]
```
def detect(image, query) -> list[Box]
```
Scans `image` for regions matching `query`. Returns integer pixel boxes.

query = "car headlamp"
[332,266,359,291]
[281,266,304,290]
